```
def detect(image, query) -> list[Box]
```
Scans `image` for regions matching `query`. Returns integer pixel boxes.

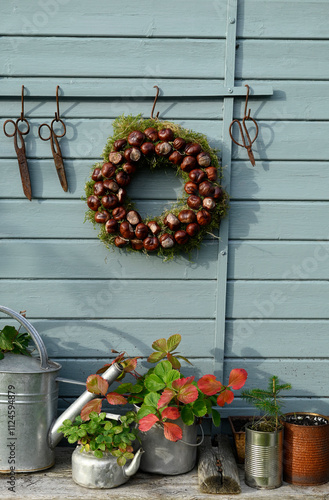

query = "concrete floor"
[1,448,329,500]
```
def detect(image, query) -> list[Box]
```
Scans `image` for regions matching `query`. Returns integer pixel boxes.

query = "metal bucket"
[245,423,283,489]
[138,418,201,475]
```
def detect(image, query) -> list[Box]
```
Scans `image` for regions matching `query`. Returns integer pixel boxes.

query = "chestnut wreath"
[84,115,228,259]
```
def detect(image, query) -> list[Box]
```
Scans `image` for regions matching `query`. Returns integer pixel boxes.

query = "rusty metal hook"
[20,85,25,121]
[244,84,251,119]
[150,85,160,119]
[55,85,60,121]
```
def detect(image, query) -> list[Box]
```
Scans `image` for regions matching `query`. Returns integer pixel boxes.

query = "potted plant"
[282,412,329,485]
[241,375,292,489]
[0,317,32,359]
[84,334,248,475]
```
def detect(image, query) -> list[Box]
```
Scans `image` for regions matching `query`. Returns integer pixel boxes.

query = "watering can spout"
[123,448,144,478]
[48,362,123,449]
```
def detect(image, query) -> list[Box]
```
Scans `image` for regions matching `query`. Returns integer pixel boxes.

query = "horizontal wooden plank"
[0,239,219,279]
[0,318,215,358]
[225,359,329,398]
[226,281,329,319]
[0,0,227,38]
[236,40,329,80]
[229,202,329,240]
[0,279,217,319]
[0,37,225,78]
[0,119,222,159]
[228,241,329,279]
[239,0,329,39]
[225,319,329,358]
[231,162,329,201]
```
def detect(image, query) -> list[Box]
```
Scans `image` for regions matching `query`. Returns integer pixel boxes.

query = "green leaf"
[94,450,103,458]
[68,434,79,444]
[143,392,161,408]
[147,351,166,364]
[114,382,135,394]
[0,326,17,350]
[137,405,156,421]
[181,406,194,426]
[191,400,208,417]
[145,374,166,392]
[163,369,181,386]
[154,360,172,379]
[111,449,121,457]
[151,338,168,353]
[104,421,113,431]
[117,455,126,466]
[211,409,221,427]
[167,334,181,352]
[113,425,123,435]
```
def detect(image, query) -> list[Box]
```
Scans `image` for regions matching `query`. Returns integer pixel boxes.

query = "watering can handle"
[0,305,49,369]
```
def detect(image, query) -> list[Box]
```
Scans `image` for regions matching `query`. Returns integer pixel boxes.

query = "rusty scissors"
[38,86,68,192]
[3,86,32,200]
[229,85,259,166]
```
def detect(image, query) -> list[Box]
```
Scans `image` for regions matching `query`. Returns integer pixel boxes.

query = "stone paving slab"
[1,448,329,500]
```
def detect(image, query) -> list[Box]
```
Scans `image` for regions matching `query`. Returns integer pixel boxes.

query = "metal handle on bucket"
[0,305,50,369]
[180,424,204,447]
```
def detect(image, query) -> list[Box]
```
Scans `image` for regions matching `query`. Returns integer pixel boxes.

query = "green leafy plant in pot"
[85,334,248,475]
[0,317,32,359]
[242,375,292,490]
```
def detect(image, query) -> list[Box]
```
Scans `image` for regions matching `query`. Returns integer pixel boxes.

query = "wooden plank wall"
[0,0,329,418]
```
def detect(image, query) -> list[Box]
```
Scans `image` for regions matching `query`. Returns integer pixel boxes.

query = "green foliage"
[0,325,31,360]
[242,375,292,431]
[58,411,138,466]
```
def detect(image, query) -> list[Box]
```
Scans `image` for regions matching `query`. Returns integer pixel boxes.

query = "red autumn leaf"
[158,388,175,408]
[163,422,183,442]
[172,376,198,404]
[106,392,128,405]
[228,369,248,390]
[86,374,109,396]
[217,388,234,407]
[121,357,140,373]
[162,406,181,421]
[80,398,102,420]
[197,374,222,396]
[138,413,159,432]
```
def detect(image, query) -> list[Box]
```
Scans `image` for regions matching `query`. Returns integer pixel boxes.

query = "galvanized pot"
[138,417,201,475]
[283,412,329,485]
[0,306,123,473]
[72,446,144,489]
[245,423,283,489]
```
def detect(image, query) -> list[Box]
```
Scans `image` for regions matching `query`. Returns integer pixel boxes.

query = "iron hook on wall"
[150,85,160,119]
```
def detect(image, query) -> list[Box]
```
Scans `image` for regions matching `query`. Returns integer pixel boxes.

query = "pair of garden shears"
[229,85,259,167]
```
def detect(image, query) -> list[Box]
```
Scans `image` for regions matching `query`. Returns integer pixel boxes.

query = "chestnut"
[114,236,128,248]
[203,197,216,211]
[180,156,197,172]
[103,179,119,192]
[101,162,116,179]
[205,166,218,181]
[143,236,160,252]
[122,162,137,175]
[117,188,127,203]
[185,143,202,156]
[186,222,200,237]
[141,142,155,155]
[93,181,106,197]
[187,195,202,209]
[199,181,215,197]
[113,139,127,151]
[174,230,189,245]
[120,221,135,240]
[135,223,149,240]
[105,219,118,234]
[197,152,212,167]
[159,233,175,249]
[147,221,161,235]
[87,195,101,211]
[169,151,183,165]
[128,130,145,147]
[213,186,224,200]
[130,238,144,250]
[124,147,141,162]
[91,167,102,181]
[158,128,174,142]
[116,171,131,187]
[112,207,126,220]
[189,169,206,184]
[173,137,186,150]
[126,210,141,226]
[94,211,110,224]
[101,194,118,209]
[109,152,123,165]
[178,209,196,224]
[144,127,159,142]
[197,209,212,226]
[184,182,198,195]
[164,213,180,231]
[155,142,172,157]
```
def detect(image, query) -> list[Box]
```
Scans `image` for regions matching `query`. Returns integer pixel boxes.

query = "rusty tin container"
[283,412,329,486]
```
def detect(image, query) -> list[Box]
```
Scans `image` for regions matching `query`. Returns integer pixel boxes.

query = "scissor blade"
[16,149,32,200]
[247,149,256,167]
[54,153,68,192]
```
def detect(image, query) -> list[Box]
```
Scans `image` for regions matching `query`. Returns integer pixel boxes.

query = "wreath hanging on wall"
[84,114,228,259]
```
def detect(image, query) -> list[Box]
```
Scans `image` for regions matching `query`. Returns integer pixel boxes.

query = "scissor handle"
[51,118,66,139]
[243,116,259,145]
[229,120,246,148]
[38,122,52,141]
[3,118,30,138]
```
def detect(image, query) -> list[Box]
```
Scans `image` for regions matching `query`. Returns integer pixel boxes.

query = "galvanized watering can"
[0,306,123,473]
